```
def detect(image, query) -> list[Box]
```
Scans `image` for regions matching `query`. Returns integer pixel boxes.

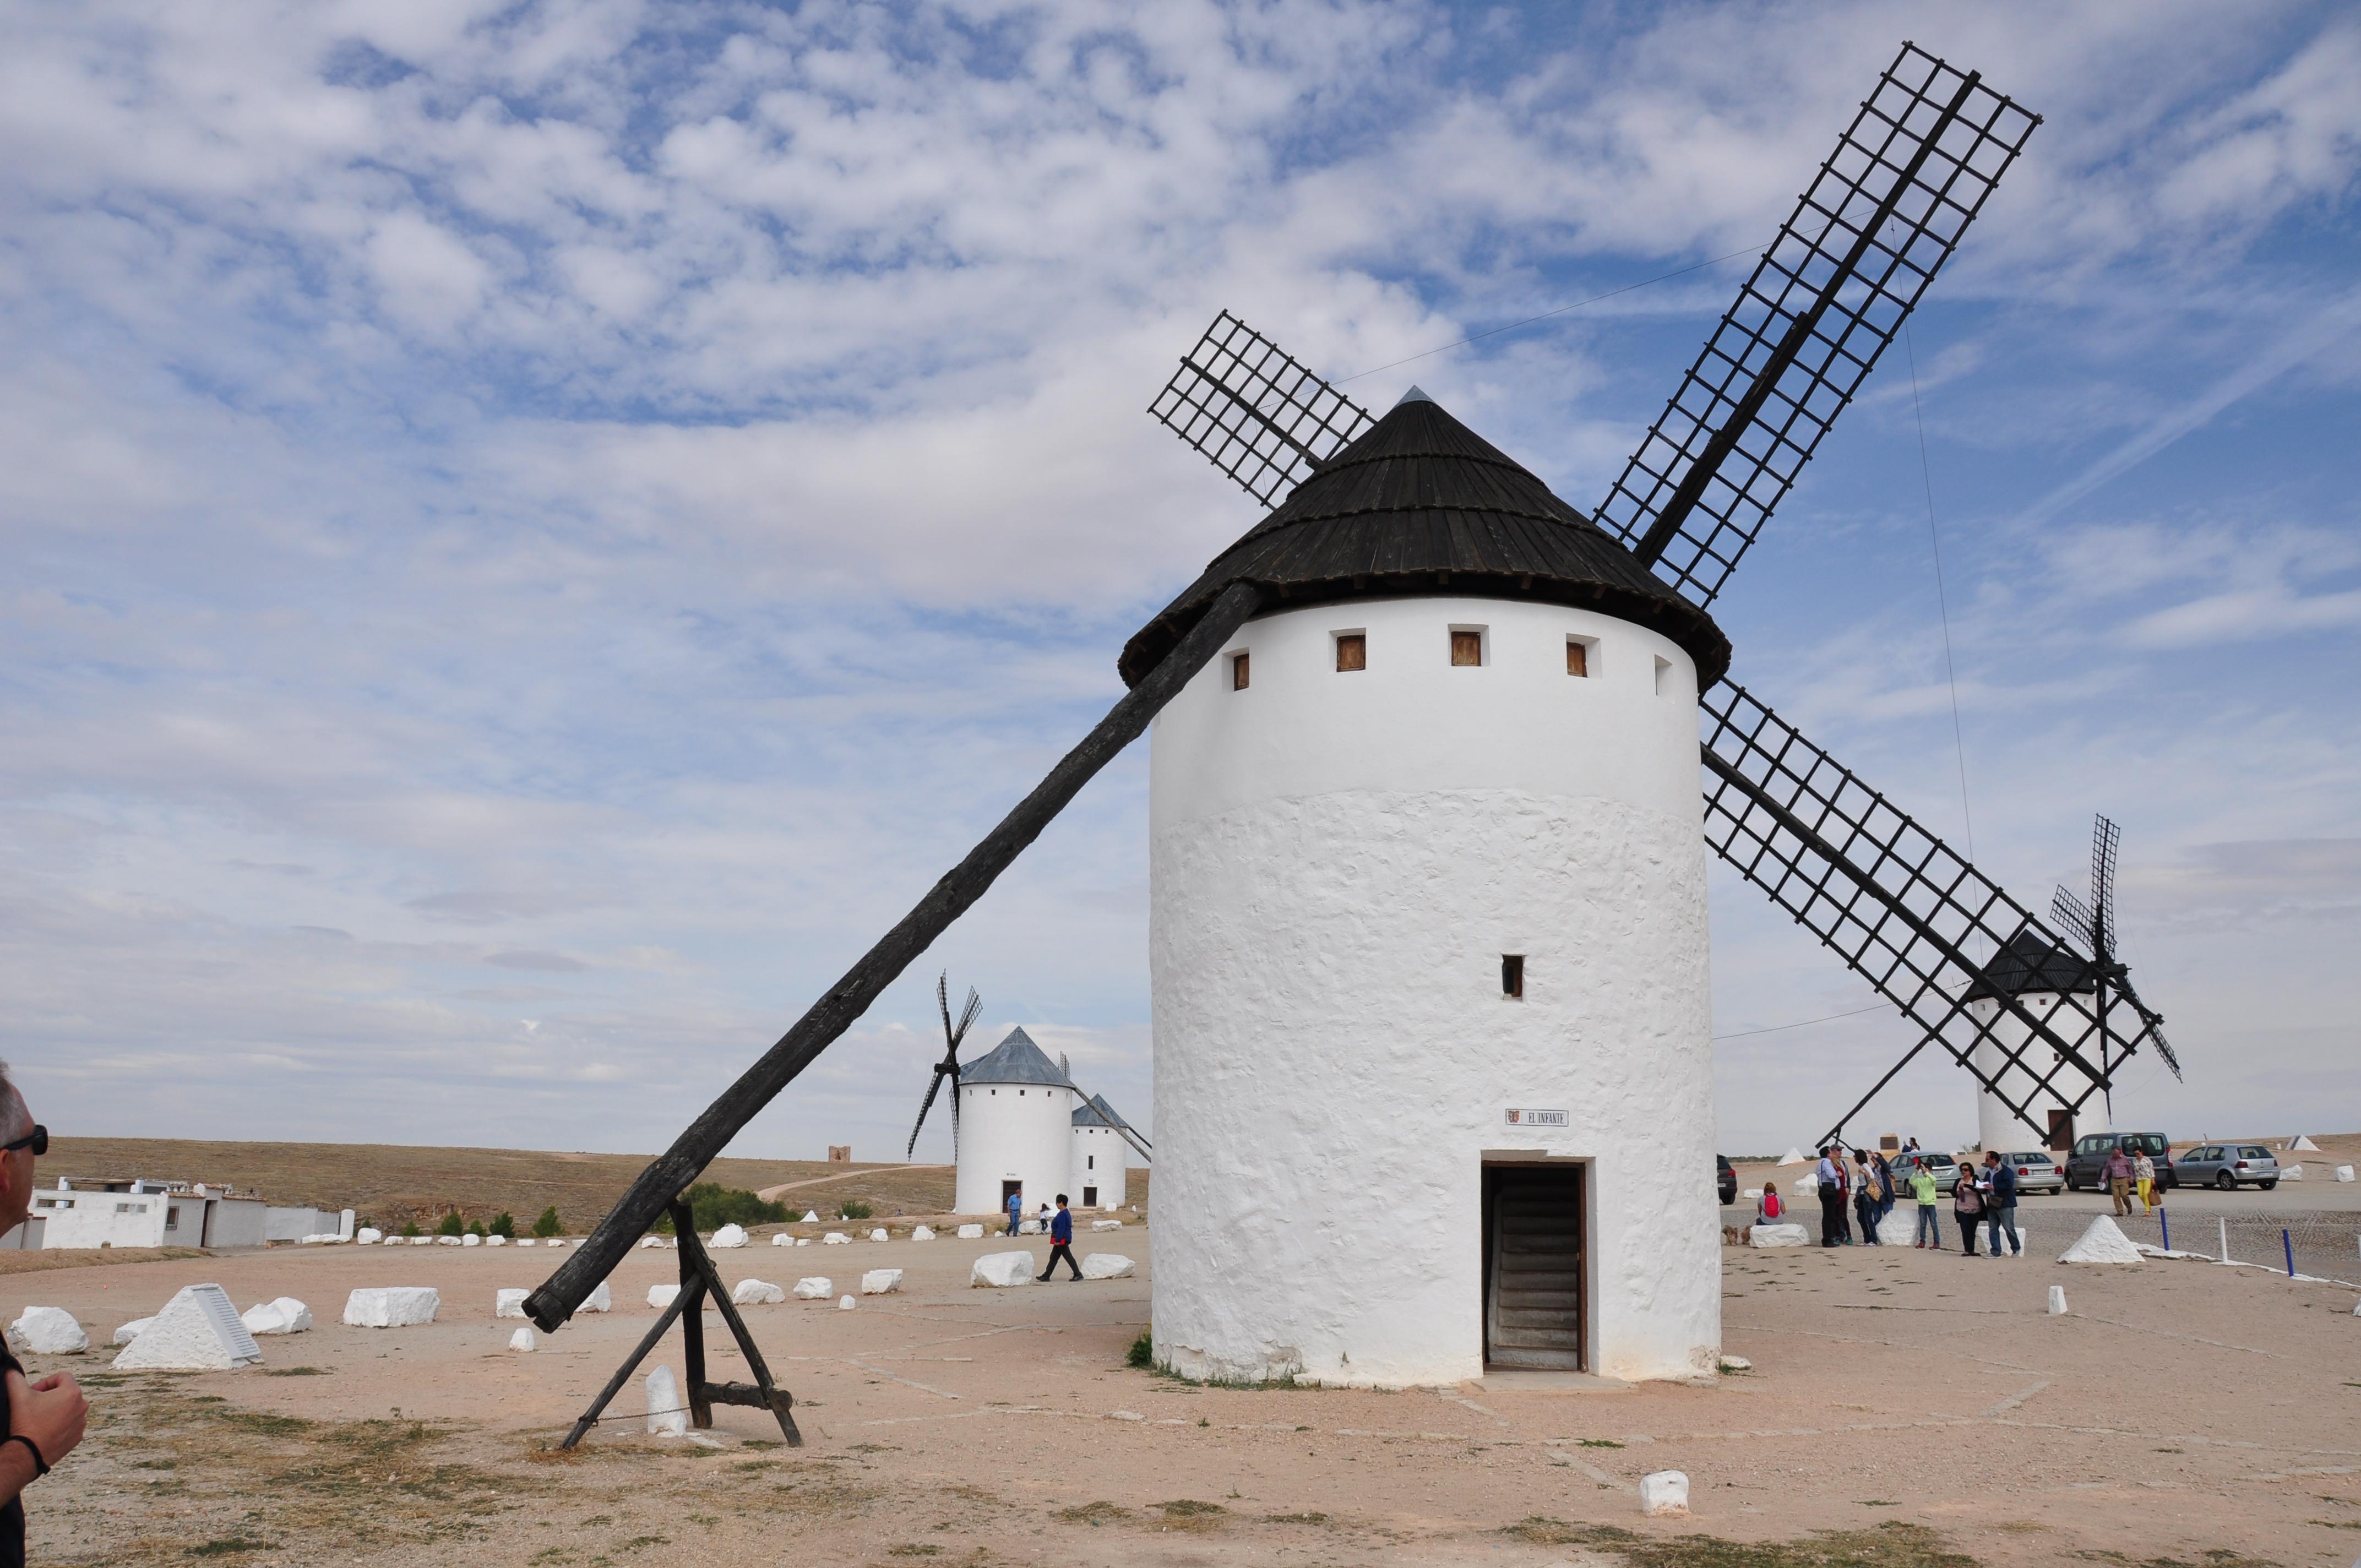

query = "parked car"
[1996,1150,2065,1195]
[1717,1155,1738,1207]
[2174,1143,2281,1191]
[1886,1149,1960,1195]
[2063,1131,2176,1192]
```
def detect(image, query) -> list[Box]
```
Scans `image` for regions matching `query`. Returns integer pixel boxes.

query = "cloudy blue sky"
[4,0,2356,1166]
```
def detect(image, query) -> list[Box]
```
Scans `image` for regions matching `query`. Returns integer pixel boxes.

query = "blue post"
[2159,1208,2169,1254]
[2284,1228,2295,1278]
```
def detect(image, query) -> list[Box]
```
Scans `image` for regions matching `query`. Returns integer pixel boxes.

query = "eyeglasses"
[1,1126,45,1157]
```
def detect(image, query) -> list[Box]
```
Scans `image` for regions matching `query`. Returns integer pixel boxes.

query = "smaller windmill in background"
[905,972,983,1159]
[2049,814,2181,1118]
[1928,814,2182,1154]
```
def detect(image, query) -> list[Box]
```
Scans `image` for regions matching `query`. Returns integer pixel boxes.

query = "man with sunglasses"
[0,1065,88,1567]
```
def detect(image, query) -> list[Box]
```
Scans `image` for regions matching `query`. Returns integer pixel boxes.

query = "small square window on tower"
[1502,954,1524,999]
[1566,637,1594,678]
[1231,651,1250,690]
[1450,627,1484,667]
[1335,631,1366,672]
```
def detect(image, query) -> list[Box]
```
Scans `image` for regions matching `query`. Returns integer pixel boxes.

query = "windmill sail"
[1149,312,1374,508]
[1597,43,2039,608]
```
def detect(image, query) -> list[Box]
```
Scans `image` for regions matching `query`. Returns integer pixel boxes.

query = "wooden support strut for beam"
[526,580,1269,1334]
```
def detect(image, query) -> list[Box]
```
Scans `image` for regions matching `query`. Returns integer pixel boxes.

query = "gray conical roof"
[961,1026,1073,1087]
[1119,394,1729,687]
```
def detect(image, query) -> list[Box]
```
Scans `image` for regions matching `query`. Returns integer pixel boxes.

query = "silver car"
[1997,1150,2065,1195]
[2175,1143,2281,1191]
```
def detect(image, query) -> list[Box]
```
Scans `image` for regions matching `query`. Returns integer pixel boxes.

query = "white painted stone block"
[436,1235,461,1246]
[1718,1354,1751,1372]
[509,1326,536,1353]
[956,1223,984,1239]
[732,1279,785,1306]
[648,1283,681,1310]
[343,1287,441,1328]
[241,1297,312,1335]
[645,1365,689,1436]
[410,1234,433,1245]
[837,1295,856,1310]
[2283,1164,2304,1180]
[823,1232,851,1245]
[970,1251,1035,1288]
[801,1210,820,1222]
[792,1278,830,1300]
[8,1306,88,1355]
[1091,1219,1124,1232]
[113,1316,155,1346]
[494,1289,529,1319]
[640,1237,664,1249]
[771,1233,793,1246]
[2048,1285,2068,1315]
[869,1228,889,1242]
[357,1228,382,1245]
[582,1282,612,1313]
[1640,1471,1689,1517]
[860,1268,903,1295]
[516,1238,535,1246]
[711,1224,750,1249]
[112,1286,260,1370]
[795,1237,810,1246]
[461,1233,481,1247]
[2338,1165,2356,1184]
[1742,1188,1761,1201]
[1749,1223,1810,1249]
[487,1234,508,1246]
[912,1226,935,1241]
[1018,1218,1042,1235]
[545,1239,567,1248]
[2058,1216,2144,1265]
[1080,1254,1135,1280]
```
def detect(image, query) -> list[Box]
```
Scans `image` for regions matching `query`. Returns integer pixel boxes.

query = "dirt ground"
[15,1208,2361,1568]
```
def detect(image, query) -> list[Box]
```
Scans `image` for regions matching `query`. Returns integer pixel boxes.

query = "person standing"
[2133,1148,2157,1216]
[1951,1161,1987,1255]
[2104,1144,2135,1217]
[1815,1146,1845,1249]
[1851,1150,1883,1245]
[1004,1188,1023,1237]
[1909,1163,1941,1248]
[1873,1150,1897,1226]
[1906,1137,1921,1153]
[1035,1195,1082,1282]
[1982,1151,2021,1257]
[1834,1152,1855,1244]
[0,1063,88,1568]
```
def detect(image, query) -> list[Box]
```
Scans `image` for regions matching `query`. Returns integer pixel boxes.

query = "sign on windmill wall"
[1503,1109,1569,1128]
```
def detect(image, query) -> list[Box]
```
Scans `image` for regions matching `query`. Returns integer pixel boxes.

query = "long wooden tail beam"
[527,581,1266,1333]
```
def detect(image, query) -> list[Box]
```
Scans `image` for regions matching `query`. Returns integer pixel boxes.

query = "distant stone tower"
[951,1027,1077,1218]
[1967,934,2109,1154]
[1124,391,1732,1387]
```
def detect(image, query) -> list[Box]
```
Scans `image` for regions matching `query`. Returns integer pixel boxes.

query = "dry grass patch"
[1053,1501,1131,1526]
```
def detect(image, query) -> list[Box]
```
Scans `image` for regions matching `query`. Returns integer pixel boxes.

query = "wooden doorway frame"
[1479,1156,1591,1374]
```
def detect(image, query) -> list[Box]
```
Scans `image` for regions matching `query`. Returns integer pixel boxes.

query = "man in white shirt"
[1814,1146,1844,1248]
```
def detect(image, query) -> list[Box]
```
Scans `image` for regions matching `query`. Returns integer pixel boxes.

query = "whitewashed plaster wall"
[1970,992,2110,1153]
[1148,596,1720,1387]
[28,1187,171,1249]
[1070,1124,1128,1208]
[954,1081,1078,1217]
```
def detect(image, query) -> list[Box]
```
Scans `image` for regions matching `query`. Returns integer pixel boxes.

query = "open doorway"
[1481,1162,1586,1371]
[1000,1179,1022,1210]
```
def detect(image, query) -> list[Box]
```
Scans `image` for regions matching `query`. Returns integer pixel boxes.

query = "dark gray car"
[2064,1131,2177,1192]
[2174,1143,2281,1190]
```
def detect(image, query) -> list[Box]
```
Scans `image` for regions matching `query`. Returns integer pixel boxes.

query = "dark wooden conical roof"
[1119,393,1729,687]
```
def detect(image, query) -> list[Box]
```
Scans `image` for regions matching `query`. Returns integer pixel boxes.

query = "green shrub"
[677,1183,790,1231]
[466,1219,487,1238]
[436,1210,464,1237]
[531,1206,563,1238]
[399,1220,422,1239]
[488,1212,515,1239]
[1127,1332,1154,1369]
[836,1199,873,1221]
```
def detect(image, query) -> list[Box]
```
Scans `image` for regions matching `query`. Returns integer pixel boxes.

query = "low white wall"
[28,1188,170,1249]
